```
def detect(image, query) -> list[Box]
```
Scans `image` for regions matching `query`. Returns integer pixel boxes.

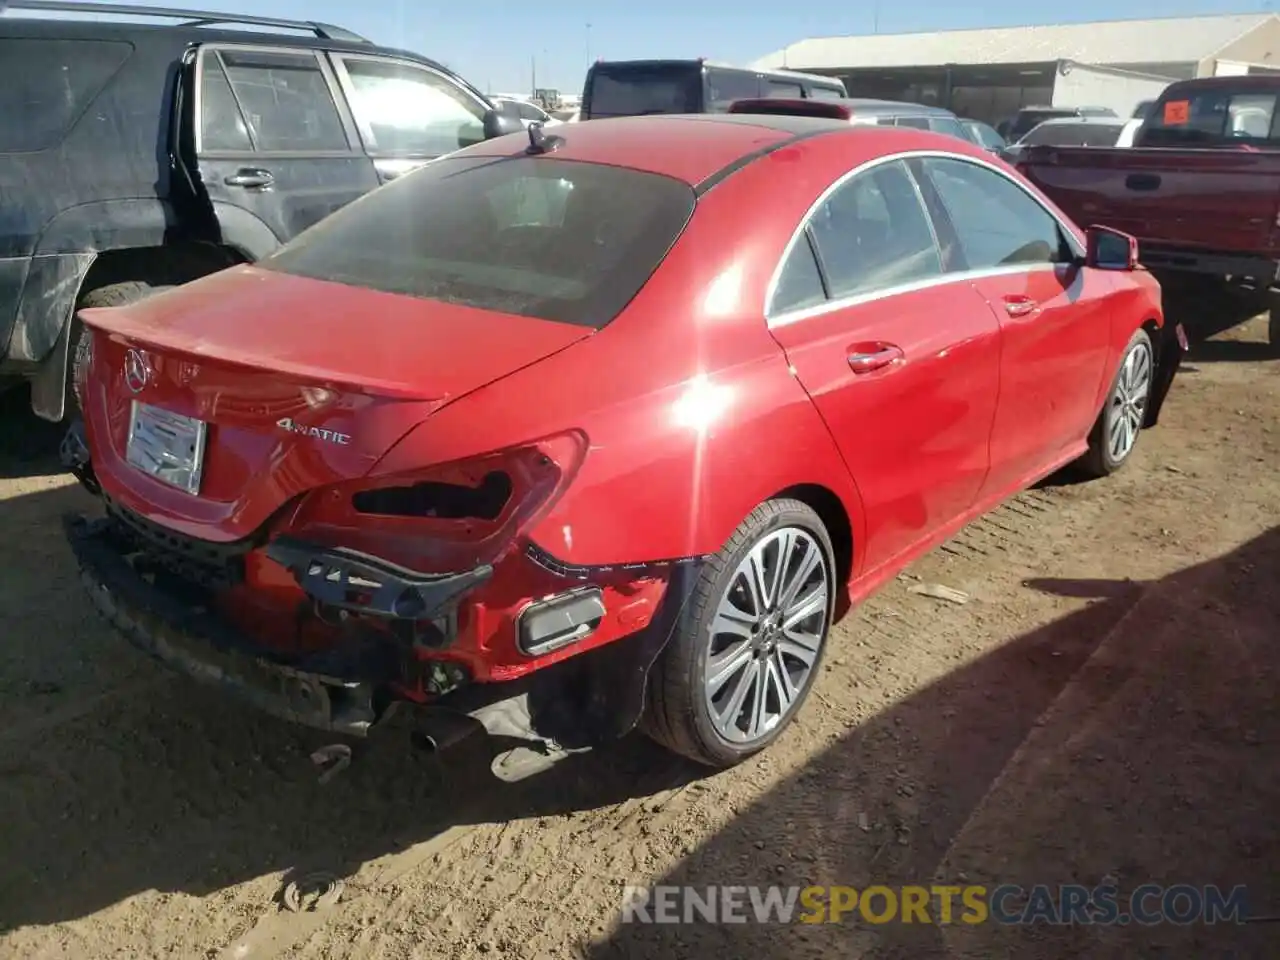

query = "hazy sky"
[21,0,1277,95]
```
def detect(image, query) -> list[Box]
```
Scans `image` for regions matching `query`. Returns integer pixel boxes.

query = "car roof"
[458,113,985,192]
[0,10,440,68]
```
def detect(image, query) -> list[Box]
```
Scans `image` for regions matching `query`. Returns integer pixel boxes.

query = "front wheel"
[1077,327,1154,479]
[642,499,836,767]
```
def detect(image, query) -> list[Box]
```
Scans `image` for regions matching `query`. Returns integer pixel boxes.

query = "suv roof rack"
[0,0,370,42]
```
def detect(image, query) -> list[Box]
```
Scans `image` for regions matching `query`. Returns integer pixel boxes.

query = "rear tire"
[1268,301,1280,354]
[1077,327,1154,479]
[641,498,836,768]
[67,281,174,417]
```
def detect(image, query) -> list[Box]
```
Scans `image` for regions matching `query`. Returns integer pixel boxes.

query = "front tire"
[1077,327,1154,479]
[642,499,836,767]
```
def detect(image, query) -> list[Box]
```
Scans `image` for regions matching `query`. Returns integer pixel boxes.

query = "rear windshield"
[585,63,701,118]
[0,38,132,153]
[1020,122,1124,147]
[1009,110,1074,140]
[1140,89,1278,146]
[260,155,696,329]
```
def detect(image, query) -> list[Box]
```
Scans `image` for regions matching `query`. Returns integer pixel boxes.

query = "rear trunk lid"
[79,266,591,541]
[1019,146,1280,256]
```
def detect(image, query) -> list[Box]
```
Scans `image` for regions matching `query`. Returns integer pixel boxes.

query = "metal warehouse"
[751,13,1280,124]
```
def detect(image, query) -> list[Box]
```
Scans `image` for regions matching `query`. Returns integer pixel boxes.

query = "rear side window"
[0,39,132,153]
[806,160,942,299]
[261,157,696,329]
[585,64,701,118]
[215,49,347,152]
[1142,88,1278,146]
[765,79,804,98]
[927,116,968,140]
[809,85,846,100]
[895,116,931,130]
[771,230,828,315]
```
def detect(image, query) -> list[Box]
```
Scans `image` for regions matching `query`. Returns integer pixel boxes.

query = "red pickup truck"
[1016,76,1280,346]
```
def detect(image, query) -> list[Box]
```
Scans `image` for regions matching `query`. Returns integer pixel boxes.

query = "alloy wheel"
[703,527,830,744]
[1108,340,1153,462]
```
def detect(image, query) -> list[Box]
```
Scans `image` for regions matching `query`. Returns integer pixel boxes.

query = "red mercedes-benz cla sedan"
[63,113,1181,779]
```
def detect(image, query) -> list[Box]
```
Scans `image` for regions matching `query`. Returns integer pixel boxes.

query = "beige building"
[750,13,1280,125]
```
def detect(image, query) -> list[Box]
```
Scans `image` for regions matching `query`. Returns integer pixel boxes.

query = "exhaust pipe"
[409,711,480,754]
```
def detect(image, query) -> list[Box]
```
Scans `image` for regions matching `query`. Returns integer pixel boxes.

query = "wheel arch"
[770,482,855,615]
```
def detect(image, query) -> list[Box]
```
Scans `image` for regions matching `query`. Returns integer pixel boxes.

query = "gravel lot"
[1,308,1276,960]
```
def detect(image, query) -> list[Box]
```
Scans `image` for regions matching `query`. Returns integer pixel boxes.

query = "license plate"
[126,401,207,495]
[1175,323,1189,351]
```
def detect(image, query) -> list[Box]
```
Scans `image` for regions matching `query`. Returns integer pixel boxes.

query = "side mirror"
[1085,224,1139,270]
[482,108,524,140]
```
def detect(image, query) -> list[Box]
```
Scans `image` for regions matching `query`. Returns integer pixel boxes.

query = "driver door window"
[919,157,1072,269]
[336,56,486,156]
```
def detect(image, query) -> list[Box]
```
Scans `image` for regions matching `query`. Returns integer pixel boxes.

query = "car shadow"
[0,386,65,480]
[583,527,1280,959]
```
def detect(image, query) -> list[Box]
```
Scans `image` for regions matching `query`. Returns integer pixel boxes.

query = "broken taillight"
[280,431,589,572]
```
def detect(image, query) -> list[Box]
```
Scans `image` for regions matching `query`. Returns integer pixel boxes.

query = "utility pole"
[531,53,536,98]
[585,22,592,67]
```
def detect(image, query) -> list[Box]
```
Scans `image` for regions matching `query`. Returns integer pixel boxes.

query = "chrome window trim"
[764,148,1086,329]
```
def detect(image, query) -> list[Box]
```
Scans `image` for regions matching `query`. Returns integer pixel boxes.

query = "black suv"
[0,1,523,423]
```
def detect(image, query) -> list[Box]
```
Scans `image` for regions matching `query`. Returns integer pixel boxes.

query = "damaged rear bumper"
[65,513,389,736]
[64,512,702,772]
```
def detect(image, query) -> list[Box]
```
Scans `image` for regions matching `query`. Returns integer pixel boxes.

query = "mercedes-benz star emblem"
[124,348,151,394]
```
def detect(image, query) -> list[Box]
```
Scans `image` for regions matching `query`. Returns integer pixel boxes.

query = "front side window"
[806,160,942,299]
[920,157,1070,270]
[927,116,968,140]
[516,101,549,123]
[340,57,485,154]
[216,49,348,152]
[705,68,761,112]
[261,156,696,329]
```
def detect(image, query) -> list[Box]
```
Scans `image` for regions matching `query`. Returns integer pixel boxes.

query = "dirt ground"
[0,308,1277,960]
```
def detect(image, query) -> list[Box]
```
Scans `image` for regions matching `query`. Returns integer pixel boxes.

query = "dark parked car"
[580,58,846,119]
[997,104,1118,142]
[0,0,522,424]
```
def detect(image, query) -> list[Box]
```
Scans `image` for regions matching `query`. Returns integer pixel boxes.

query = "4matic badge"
[277,418,351,445]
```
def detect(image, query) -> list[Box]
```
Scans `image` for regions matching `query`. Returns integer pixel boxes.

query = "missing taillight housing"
[281,431,589,573]
[352,470,513,520]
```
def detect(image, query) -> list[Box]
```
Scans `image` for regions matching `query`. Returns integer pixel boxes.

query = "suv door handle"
[847,342,904,374]
[224,168,275,189]
[1003,295,1039,318]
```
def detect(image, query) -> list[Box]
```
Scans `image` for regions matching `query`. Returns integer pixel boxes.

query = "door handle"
[224,168,275,189]
[1125,173,1161,191]
[847,342,904,374]
[1003,296,1039,318]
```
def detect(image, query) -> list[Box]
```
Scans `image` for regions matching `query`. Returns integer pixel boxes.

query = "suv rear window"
[1141,88,1278,146]
[585,64,701,118]
[261,156,696,329]
[0,38,132,153]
